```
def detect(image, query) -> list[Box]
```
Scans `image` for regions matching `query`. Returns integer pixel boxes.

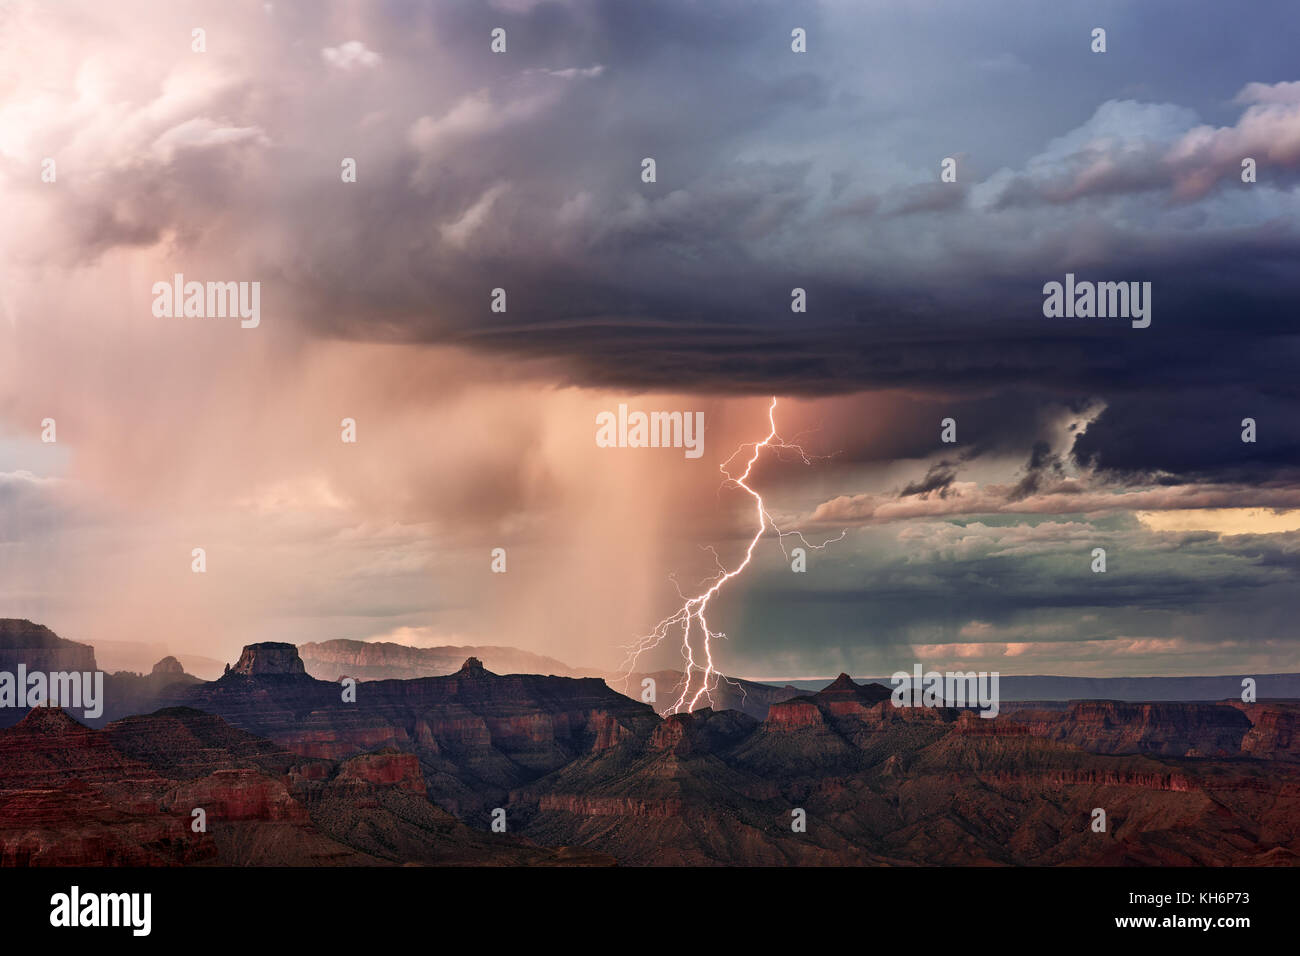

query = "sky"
[1,0,1298,680]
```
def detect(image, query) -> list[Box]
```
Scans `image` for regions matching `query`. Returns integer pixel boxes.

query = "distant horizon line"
[741,670,1300,685]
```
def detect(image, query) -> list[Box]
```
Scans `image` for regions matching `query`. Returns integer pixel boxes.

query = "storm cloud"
[1,0,1298,678]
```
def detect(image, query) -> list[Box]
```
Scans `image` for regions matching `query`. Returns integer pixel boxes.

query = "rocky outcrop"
[152,656,185,676]
[230,642,307,676]
[335,751,426,793]
[0,620,98,672]
[767,697,826,729]
[765,675,949,734]
[1232,702,1300,760]
[1032,700,1254,757]
[588,711,637,752]
[458,656,487,677]
[162,769,309,822]
[647,708,757,755]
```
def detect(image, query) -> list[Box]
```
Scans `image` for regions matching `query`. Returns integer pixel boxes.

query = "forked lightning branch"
[619,398,845,715]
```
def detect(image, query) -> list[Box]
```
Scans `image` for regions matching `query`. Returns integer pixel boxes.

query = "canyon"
[2,621,1298,866]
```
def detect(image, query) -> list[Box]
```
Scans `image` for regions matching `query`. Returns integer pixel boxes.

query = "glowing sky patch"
[1137,508,1300,535]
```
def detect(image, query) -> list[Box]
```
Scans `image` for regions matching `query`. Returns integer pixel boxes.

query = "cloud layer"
[1,0,1297,678]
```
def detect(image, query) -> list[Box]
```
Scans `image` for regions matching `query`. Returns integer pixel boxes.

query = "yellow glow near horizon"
[1136,508,1300,534]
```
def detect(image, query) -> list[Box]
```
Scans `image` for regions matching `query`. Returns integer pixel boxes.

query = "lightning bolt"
[620,397,845,716]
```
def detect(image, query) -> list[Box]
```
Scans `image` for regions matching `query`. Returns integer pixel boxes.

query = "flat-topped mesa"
[0,619,98,672]
[228,642,306,677]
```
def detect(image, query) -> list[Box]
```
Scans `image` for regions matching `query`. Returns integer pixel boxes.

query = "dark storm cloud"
[899,461,958,498]
[12,0,1300,487]
[1074,387,1300,484]
[1007,442,1062,501]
